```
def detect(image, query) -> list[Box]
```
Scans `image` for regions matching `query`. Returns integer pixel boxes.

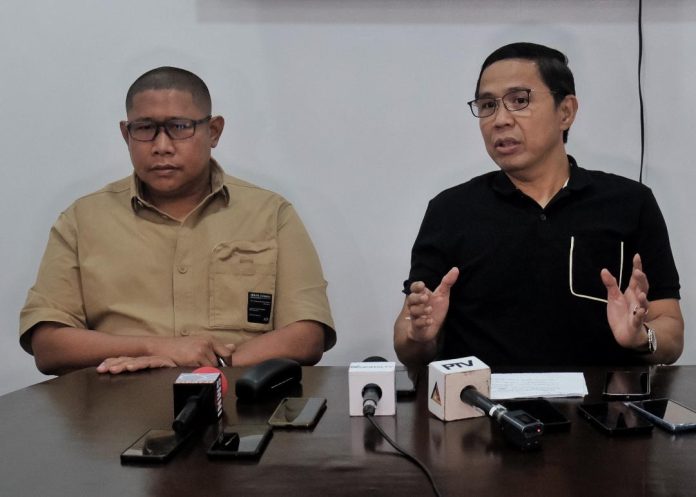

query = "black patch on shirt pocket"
[248,292,272,324]
[569,235,625,301]
[209,240,277,330]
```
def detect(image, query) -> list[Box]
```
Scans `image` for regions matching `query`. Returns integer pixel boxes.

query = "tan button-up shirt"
[20,160,335,353]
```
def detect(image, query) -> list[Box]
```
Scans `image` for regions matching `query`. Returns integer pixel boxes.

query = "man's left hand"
[601,253,650,350]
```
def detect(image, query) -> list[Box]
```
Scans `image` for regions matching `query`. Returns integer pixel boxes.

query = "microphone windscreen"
[235,358,302,401]
[193,366,229,396]
[362,356,388,362]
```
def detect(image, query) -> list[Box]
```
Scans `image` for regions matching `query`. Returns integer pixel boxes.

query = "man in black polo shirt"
[394,42,683,368]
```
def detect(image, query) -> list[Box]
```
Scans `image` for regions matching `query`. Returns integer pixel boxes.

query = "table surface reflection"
[1,365,696,497]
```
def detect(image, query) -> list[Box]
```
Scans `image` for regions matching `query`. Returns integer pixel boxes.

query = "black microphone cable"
[361,384,444,497]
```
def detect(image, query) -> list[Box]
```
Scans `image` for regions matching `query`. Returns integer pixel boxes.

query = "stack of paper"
[490,372,588,400]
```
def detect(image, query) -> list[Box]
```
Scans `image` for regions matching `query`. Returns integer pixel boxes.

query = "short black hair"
[475,42,575,143]
[125,66,211,115]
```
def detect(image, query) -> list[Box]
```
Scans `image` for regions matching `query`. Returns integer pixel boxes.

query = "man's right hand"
[405,267,459,343]
[96,355,177,374]
[149,335,235,368]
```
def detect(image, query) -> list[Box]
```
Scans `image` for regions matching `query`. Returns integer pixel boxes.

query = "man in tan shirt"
[20,67,335,375]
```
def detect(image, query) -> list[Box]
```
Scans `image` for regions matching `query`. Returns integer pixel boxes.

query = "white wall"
[1,0,693,395]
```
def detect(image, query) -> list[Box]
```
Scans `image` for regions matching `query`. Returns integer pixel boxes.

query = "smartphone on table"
[121,429,191,464]
[395,366,418,397]
[502,399,570,432]
[578,401,653,436]
[628,399,696,433]
[268,397,327,429]
[207,424,273,459]
[602,370,650,400]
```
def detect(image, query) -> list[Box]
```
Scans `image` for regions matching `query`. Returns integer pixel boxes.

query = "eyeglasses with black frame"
[124,115,212,142]
[468,89,551,118]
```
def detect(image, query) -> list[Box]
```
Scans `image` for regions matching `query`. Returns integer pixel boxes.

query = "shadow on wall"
[196,0,696,25]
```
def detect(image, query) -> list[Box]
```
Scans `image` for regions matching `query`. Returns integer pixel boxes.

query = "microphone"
[428,356,492,421]
[357,357,444,497]
[349,356,395,416]
[362,383,383,416]
[172,367,228,435]
[359,357,386,415]
[460,386,543,451]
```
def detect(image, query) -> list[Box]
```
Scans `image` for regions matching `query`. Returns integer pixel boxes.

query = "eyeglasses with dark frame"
[467,89,554,118]
[124,115,212,142]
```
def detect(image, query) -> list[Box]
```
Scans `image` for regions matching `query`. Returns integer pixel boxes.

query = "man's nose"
[151,126,175,154]
[493,102,514,127]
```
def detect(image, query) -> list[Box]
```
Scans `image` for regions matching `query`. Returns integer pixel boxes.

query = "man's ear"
[559,94,578,131]
[119,121,130,145]
[208,115,225,148]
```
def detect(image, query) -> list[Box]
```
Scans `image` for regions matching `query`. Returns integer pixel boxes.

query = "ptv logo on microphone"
[441,359,474,371]
[428,356,491,421]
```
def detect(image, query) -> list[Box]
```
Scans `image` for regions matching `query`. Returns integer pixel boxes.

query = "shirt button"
[177,265,188,274]
[540,213,547,221]
[181,329,190,336]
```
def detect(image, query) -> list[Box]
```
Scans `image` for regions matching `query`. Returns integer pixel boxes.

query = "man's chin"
[493,157,528,174]
[143,179,186,199]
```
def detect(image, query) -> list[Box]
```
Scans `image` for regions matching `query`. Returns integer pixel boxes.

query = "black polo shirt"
[406,156,680,367]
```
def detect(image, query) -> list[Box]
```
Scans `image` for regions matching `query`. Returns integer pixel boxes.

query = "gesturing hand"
[405,267,459,343]
[601,253,650,350]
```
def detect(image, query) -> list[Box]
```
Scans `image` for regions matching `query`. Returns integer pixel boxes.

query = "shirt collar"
[564,155,592,191]
[491,154,592,196]
[130,158,230,212]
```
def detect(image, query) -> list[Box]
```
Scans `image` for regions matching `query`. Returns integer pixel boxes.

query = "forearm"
[30,323,156,375]
[230,320,326,367]
[393,306,439,370]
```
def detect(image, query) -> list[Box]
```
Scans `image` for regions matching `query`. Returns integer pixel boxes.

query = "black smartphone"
[207,424,273,459]
[395,366,418,397]
[578,402,654,436]
[268,397,327,428]
[502,399,571,432]
[120,429,190,464]
[602,370,650,400]
[628,399,696,433]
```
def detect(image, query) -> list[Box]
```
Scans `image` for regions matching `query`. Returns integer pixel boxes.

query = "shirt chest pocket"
[209,240,278,331]
[569,234,626,303]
